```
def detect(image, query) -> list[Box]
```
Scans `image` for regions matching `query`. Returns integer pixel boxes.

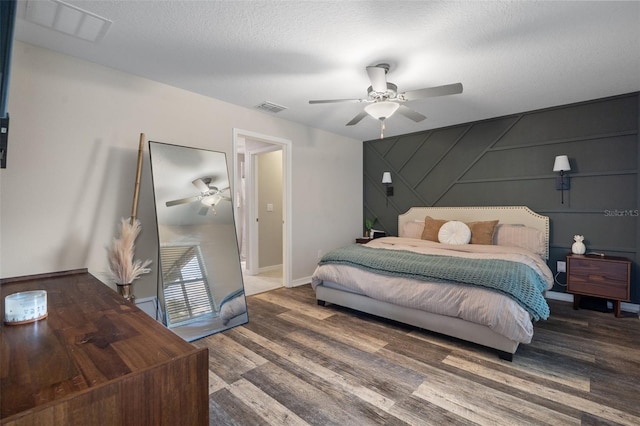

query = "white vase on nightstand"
[572,235,586,255]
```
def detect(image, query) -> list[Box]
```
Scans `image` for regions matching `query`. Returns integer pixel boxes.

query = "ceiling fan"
[309,63,463,137]
[166,177,231,215]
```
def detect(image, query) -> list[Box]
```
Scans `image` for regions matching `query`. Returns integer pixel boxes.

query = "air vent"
[255,101,288,114]
[24,0,112,43]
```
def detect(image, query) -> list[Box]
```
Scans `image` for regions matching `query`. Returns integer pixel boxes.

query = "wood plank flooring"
[193,285,640,425]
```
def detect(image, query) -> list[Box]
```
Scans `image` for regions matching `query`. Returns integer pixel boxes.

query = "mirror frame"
[148,141,248,341]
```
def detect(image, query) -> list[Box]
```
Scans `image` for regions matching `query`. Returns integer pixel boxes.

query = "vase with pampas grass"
[107,217,152,301]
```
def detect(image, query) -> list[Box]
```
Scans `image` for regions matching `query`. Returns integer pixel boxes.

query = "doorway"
[233,129,292,295]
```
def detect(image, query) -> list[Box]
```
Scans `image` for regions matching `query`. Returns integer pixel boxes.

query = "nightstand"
[566,254,631,317]
[356,237,372,244]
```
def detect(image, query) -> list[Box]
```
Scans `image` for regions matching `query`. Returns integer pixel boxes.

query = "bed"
[311,206,553,361]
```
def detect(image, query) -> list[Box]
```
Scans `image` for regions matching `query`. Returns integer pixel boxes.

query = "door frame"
[233,128,292,288]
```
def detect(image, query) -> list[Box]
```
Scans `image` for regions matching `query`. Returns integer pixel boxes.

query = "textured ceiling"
[13,1,640,141]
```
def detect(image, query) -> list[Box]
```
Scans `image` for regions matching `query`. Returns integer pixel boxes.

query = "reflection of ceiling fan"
[166,177,231,215]
[309,63,463,138]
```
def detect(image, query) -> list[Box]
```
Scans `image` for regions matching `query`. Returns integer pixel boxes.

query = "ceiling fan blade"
[166,195,201,207]
[401,82,463,101]
[366,66,388,93]
[192,178,210,193]
[397,105,427,122]
[346,111,369,126]
[309,98,363,104]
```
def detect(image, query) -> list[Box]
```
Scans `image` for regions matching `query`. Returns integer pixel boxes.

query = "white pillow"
[438,221,471,245]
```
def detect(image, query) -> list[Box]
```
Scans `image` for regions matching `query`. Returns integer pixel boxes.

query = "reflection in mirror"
[149,141,248,341]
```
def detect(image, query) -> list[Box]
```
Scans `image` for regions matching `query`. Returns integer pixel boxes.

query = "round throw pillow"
[438,220,471,245]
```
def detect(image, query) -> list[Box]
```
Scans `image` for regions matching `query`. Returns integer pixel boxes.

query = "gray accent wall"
[363,92,639,303]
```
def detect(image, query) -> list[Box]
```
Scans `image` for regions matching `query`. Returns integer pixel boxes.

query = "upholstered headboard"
[398,206,550,259]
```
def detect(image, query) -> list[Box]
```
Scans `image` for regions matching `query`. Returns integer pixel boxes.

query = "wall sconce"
[382,171,393,206]
[382,172,393,195]
[553,155,571,204]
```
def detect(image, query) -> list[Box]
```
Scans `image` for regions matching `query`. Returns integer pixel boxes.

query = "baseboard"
[289,276,313,287]
[258,264,282,274]
[546,290,640,316]
[545,291,573,303]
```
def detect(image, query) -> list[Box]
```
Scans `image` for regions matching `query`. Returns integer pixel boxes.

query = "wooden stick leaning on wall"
[130,133,145,224]
[107,132,151,300]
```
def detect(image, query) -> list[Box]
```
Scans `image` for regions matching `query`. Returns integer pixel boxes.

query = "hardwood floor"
[193,285,640,425]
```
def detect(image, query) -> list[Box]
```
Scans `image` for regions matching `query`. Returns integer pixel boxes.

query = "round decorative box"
[4,290,48,325]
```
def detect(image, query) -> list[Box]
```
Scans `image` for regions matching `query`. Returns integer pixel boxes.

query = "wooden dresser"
[0,269,208,425]
[566,254,631,317]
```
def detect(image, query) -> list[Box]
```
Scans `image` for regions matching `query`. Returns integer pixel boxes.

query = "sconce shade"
[553,155,571,172]
[382,172,392,184]
[365,101,400,120]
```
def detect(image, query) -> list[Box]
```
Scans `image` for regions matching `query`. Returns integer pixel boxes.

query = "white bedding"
[219,294,247,325]
[311,237,553,344]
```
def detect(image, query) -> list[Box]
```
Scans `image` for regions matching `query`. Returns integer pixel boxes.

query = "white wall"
[0,41,362,298]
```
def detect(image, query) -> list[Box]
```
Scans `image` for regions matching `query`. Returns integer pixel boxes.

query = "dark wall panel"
[550,213,636,251]
[415,119,516,203]
[569,175,636,208]
[384,133,427,172]
[440,180,552,208]
[363,92,639,303]
[495,95,638,147]
[402,127,466,187]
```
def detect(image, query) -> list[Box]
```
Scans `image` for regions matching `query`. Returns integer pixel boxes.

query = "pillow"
[494,224,546,257]
[438,221,471,245]
[402,221,425,239]
[421,216,448,241]
[466,220,499,245]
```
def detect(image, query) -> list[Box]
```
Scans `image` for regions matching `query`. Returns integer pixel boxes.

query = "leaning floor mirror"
[148,141,248,342]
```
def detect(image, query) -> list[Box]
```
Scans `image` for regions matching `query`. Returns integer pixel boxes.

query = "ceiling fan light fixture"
[364,101,399,120]
[201,194,222,206]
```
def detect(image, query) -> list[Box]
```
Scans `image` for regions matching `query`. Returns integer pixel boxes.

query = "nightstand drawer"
[568,258,629,282]
[567,276,629,300]
[568,258,629,300]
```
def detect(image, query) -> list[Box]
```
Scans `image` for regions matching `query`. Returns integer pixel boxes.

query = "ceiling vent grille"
[255,101,287,114]
[24,0,112,43]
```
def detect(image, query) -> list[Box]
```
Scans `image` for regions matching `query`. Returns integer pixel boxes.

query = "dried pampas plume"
[107,218,152,284]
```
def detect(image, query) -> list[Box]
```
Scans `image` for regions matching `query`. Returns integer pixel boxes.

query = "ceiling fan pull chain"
[380,120,385,139]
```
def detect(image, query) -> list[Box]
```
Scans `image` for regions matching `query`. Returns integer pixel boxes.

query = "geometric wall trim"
[364,92,639,302]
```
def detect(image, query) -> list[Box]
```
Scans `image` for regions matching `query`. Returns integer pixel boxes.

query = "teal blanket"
[319,244,549,320]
